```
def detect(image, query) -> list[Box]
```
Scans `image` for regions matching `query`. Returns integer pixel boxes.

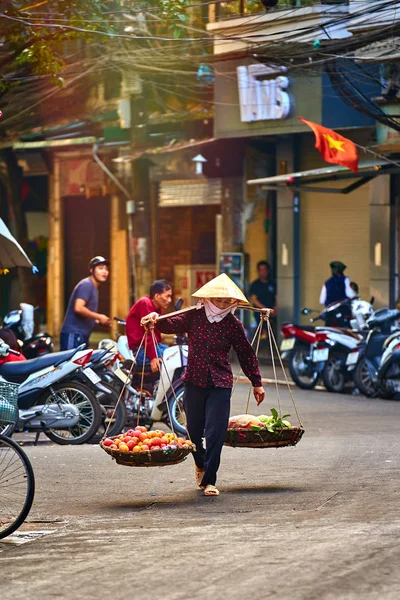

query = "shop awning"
[247,160,400,194]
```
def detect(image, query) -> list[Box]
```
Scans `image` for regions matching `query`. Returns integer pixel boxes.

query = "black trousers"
[183,383,231,487]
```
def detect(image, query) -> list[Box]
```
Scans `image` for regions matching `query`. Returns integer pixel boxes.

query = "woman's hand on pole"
[140,311,159,328]
[253,386,265,405]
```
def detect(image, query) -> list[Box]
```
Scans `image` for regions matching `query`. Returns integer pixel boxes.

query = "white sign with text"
[237,64,291,123]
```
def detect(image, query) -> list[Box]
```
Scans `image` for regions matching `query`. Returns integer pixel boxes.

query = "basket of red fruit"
[225,409,304,449]
[100,426,195,467]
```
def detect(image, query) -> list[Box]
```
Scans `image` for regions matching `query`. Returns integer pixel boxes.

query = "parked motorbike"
[320,298,375,393]
[0,342,102,444]
[281,297,374,391]
[98,301,188,436]
[3,303,53,358]
[353,308,400,397]
[375,327,400,398]
[74,346,127,443]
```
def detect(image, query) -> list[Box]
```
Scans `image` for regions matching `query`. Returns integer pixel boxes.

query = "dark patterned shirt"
[157,307,262,389]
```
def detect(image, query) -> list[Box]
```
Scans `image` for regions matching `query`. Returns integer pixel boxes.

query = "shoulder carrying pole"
[154,305,273,323]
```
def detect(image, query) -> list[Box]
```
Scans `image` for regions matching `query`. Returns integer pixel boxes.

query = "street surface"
[1,378,400,600]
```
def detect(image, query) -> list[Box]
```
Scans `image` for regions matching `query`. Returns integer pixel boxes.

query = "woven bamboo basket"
[224,427,304,448]
[100,436,195,467]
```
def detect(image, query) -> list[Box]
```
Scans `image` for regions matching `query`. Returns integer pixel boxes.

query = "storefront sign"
[237,65,291,123]
[174,265,216,307]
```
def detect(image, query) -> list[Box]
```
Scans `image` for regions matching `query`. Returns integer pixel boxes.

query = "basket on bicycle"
[100,431,195,467]
[0,380,19,426]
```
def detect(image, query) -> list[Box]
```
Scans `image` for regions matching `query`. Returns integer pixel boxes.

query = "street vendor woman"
[141,273,265,498]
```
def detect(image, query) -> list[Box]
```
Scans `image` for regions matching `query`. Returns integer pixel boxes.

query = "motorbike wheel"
[43,381,102,445]
[288,346,319,390]
[89,381,127,444]
[322,355,345,393]
[167,384,187,437]
[354,358,378,397]
[0,422,15,436]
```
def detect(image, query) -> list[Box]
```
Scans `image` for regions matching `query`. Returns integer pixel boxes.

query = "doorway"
[63,195,111,318]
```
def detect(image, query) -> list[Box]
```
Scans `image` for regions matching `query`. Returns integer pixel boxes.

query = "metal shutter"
[301,182,371,311]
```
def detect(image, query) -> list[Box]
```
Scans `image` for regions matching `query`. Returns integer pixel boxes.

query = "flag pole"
[353,142,400,169]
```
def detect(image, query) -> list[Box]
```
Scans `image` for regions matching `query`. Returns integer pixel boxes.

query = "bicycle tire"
[0,434,35,539]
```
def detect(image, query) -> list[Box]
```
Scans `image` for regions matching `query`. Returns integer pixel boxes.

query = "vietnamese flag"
[298,117,359,173]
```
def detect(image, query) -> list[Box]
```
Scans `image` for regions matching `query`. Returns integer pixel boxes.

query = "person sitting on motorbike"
[350,281,359,296]
[0,328,26,366]
[126,280,172,373]
[319,261,357,307]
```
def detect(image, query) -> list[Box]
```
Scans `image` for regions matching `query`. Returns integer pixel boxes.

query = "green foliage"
[257,408,292,433]
[0,0,191,85]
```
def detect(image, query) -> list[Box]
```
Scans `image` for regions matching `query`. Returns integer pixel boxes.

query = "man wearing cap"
[60,256,112,350]
[319,261,356,307]
[141,273,265,498]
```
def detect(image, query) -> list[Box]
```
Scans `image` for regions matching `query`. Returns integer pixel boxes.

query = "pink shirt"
[126,296,161,360]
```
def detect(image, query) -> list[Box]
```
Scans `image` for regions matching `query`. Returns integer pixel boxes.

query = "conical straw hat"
[192,273,249,305]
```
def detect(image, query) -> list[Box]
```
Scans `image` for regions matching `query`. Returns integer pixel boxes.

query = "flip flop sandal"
[204,485,219,497]
[195,467,205,489]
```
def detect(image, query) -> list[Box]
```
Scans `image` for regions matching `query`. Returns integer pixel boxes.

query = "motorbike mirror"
[370,296,375,305]
[174,297,184,311]
[113,316,126,325]
[301,308,311,315]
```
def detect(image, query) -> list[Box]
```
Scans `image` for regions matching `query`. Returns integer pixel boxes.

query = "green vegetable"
[259,408,292,433]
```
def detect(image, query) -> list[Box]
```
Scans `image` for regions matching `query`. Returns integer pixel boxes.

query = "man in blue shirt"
[60,256,112,350]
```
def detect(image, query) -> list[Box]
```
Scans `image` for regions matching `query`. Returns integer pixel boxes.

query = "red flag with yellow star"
[298,117,359,173]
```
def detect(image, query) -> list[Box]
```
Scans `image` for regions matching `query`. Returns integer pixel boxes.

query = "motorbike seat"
[0,349,81,383]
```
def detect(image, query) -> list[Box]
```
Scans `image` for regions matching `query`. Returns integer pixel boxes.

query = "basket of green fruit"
[224,409,304,448]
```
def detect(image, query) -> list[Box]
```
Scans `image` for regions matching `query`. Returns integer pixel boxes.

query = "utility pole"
[130,91,153,300]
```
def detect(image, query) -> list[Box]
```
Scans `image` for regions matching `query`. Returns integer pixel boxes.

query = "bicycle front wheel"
[0,434,35,539]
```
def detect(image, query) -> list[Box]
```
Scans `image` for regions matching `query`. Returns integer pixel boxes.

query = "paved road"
[1,381,400,600]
